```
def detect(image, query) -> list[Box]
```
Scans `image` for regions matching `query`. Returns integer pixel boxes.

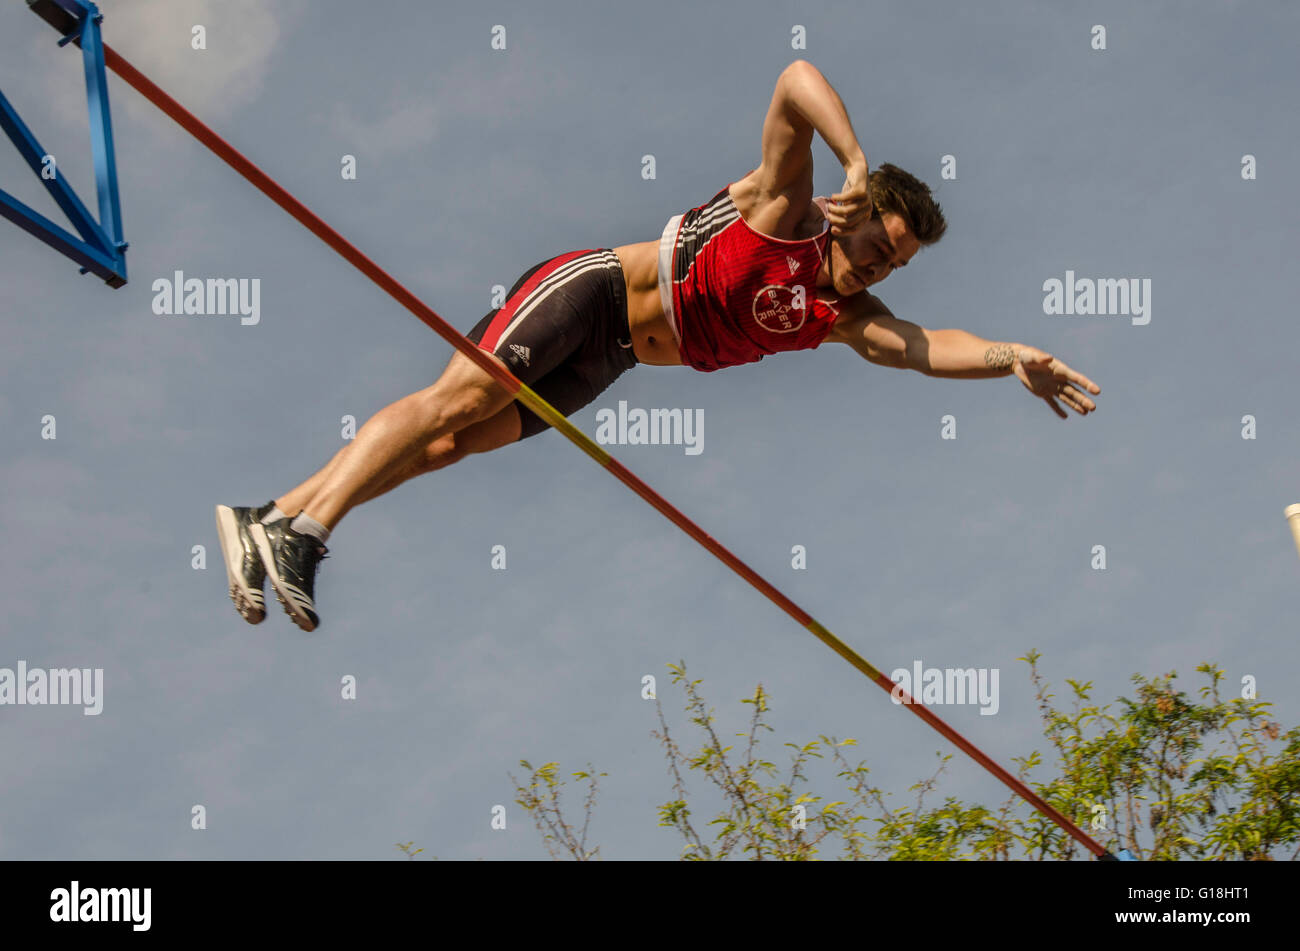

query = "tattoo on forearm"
[984,344,1015,371]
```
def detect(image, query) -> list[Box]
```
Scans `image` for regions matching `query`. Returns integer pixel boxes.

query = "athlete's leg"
[246,356,517,634]
[349,401,522,505]
[270,250,616,530]
[271,444,347,522]
[241,249,623,631]
[271,369,521,519]
[291,349,516,530]
[280,250,615,530]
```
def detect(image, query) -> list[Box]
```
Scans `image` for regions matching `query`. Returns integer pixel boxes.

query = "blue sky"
[1,0,1297,859]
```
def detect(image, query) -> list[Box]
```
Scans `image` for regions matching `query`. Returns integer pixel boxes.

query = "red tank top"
[660,179,844,372]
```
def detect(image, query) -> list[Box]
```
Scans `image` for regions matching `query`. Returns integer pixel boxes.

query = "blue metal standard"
[0,0,127,287]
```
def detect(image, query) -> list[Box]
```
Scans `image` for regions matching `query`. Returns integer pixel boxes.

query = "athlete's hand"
[1012,346,1101,419]
[829,163,873,236]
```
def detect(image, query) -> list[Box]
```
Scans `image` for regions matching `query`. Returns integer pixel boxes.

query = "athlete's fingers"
[832,183,870,201]
[829,200,870,234]
[1057,362,1101,394]
[828,215,857,236]
[1057,386,1087,414]
[1044,394,1068,419]
[828,206,861,234]
[1058,382,1094,415]
[1063,381,1097,412]
[828,200,853,221]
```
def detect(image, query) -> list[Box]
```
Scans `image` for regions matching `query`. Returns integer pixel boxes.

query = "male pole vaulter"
[216,60,1101,631]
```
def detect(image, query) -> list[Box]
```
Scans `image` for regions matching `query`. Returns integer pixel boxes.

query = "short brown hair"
[870,163,947,246]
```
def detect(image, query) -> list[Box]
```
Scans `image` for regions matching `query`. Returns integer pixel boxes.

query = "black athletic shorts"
[465,248,638,440]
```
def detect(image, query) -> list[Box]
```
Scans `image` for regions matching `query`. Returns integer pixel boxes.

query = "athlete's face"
[828,212,919,296]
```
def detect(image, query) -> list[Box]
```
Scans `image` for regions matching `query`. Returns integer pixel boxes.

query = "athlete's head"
[826,163,946,296]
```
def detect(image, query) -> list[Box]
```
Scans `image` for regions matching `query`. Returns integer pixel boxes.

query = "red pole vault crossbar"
[99,44,1110,859]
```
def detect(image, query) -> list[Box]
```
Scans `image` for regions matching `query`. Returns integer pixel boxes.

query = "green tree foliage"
[510,655,1300,860]
[509,761,605,861]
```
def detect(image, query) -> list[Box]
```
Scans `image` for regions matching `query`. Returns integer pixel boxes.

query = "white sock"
[261,505,287,524]
[291,512,331,544]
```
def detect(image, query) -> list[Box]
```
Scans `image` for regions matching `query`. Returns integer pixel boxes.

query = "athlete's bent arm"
[827,295,1101,417]
[758,60,872,233]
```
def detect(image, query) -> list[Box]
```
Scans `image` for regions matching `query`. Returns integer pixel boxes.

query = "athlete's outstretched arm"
[827,295,1101,418]
[758,60,871,233]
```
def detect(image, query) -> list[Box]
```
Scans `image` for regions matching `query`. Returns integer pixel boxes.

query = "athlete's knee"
[423,354,512,429]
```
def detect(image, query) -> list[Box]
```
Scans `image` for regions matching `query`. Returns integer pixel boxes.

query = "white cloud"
[99,0,304,120]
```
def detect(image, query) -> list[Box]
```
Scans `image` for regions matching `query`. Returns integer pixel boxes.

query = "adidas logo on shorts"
[509,343,531,366]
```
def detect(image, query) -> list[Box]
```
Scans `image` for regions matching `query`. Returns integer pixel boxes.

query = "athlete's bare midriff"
[612,240,680,366]
[615,173,832,368]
